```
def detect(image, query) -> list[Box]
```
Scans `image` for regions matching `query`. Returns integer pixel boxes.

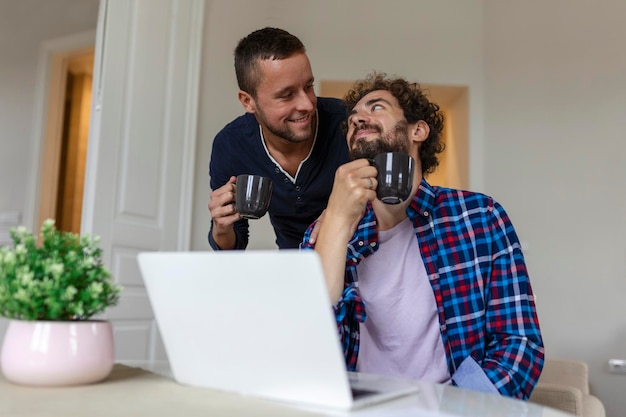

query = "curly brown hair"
[343,72,445,175]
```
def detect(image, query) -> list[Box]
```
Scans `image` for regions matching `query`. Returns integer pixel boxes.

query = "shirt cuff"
[451,356,499,395]
[207,224,245,250]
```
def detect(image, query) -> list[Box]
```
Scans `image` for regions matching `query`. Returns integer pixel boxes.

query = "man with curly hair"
[301,73,544,399]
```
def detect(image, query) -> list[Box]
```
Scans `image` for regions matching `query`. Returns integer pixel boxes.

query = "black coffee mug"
[235,174,273,219]
[370,152,415,204]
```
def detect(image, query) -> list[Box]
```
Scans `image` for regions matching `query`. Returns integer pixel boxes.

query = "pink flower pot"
[0,319,114,386]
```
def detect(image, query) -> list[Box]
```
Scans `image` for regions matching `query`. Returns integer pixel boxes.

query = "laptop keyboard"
[351,387,379,399]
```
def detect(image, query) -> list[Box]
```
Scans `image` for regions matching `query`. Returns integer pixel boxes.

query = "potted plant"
[0,219,122,386]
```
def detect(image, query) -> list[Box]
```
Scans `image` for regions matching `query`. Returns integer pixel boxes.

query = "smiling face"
[239,52,317,144]
[347,90,410,159]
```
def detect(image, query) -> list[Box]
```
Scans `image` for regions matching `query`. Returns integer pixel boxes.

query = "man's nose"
[295,90,316,112]
[350,112,370,128]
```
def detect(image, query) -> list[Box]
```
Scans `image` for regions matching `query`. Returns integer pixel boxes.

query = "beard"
[349,122,410,160]
[256,106,317,144]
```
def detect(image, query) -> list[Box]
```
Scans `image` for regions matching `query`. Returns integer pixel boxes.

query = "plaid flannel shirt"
[301,179,544,399]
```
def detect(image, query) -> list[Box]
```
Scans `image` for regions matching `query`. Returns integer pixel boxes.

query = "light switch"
[609,359,626,374]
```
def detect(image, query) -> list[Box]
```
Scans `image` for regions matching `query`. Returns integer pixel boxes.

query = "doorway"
[36,44,94,234]
[55,54,94,233]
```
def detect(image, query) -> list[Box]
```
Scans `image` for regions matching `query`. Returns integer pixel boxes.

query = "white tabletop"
[112,360,572,417]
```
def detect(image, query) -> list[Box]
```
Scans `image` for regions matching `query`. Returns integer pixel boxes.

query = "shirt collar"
[407,178,436,219]
[258,109,319,183]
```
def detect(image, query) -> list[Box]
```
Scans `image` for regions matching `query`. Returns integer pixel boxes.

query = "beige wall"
[0,0,100,226]
[193,0,485,249]
[192,2,626,416]
[484,1,626,415]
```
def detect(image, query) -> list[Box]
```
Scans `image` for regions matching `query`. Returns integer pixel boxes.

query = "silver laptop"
[137,250,419,411]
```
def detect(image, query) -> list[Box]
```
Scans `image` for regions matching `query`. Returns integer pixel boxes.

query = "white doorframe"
[25,30,96,233]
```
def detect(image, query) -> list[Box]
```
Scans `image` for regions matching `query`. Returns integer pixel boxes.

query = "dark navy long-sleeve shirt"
[208,97,349,249]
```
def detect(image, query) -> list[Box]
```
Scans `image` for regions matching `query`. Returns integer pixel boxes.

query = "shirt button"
[351,258,358,263]
[295,186,301,191]
[369,242,376,247]
[423,211,429,217]
[296,197,302,202]
[275,168,280,173]
[284,178,289,183]
[358,241,364,246]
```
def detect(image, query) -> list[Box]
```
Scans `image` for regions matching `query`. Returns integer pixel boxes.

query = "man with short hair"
[208,27,349,250]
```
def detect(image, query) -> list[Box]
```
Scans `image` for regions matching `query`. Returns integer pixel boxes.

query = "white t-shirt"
[355,217,450,383]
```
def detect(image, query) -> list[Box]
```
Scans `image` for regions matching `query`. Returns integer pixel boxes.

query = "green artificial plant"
[0,219,122,321]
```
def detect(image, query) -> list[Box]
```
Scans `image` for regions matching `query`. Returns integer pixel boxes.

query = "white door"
[82,0,204,361]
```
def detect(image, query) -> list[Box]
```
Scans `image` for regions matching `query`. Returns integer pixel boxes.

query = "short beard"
[349,122,410,160]
[256,105,316,144]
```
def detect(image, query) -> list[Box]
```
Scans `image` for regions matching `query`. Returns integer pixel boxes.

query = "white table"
[0,362,573,417]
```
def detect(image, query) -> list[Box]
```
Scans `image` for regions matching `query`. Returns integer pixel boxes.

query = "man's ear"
[238,90,256,114]
[410,120,430,144]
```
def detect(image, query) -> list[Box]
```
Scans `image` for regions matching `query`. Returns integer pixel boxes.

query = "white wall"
[191,0,485,250]
[484,2,626,416]
[0,0,100,229]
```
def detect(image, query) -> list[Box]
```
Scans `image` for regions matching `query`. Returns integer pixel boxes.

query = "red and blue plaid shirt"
[301,179,544,399]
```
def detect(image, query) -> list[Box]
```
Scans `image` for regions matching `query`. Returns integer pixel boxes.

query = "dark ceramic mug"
[370,152,415,204]
[235,174,273,219]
